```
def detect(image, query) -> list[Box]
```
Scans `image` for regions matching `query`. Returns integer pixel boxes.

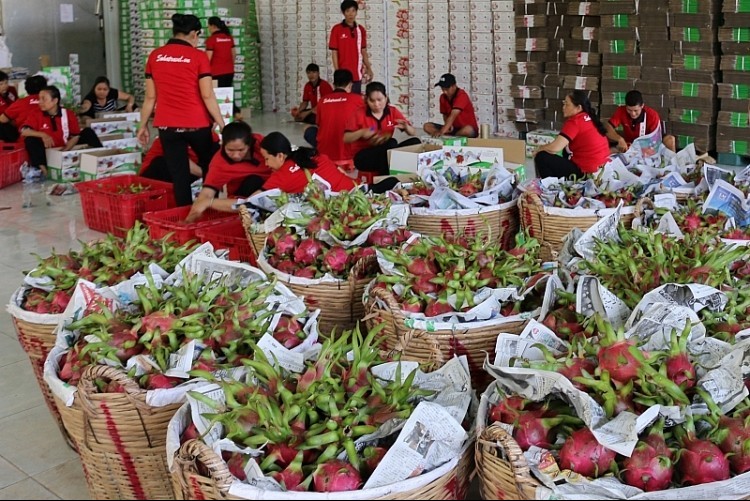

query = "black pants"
[304,126,318,148]
[236,175,265,197]
[25,128,103,168]
[302,112,316,125]
[140,156,200,184]
[351,81,362,95]
[534,151,585,180]
[355,137,421,176]
[158,127,217,206]
[0,122,19,142]
[215,74,240,116]
[369,176,400,194]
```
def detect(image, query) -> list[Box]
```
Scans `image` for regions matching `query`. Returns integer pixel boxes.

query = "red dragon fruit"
[558,428,617,478]
[512,412,570,451]
[489,395,530,424]
[665,323,696,390]
[424,299,454,317]
[678,436,730,486]
[714,415,750,475]
[272,451,306,491]
[621,440,673,491]
[273,315,305,349]
[312,459,362,492]
[322,246,350,275]
[274,233,299,256]
[294,238,324,266]
[367,228,395,247]
[595,316,642,384]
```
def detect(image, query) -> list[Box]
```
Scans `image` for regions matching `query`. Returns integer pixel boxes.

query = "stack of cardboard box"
[469,0,497,133]
[387,0,408,113]
[408,0,430,128]
[599,1,641,121]
[427,1,450,123]
[508,0,550,134]
[667,0,720,152]
[540,1,601,131]
[717,0,750,156]
[493,1,516,137]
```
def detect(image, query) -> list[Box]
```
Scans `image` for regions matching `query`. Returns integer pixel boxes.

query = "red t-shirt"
[0,86,19,116]
[345,104,407,157]
[263,155,356,194]
[139,137,200,175]
[302,79,334,108]
[204,134,270,195]
[23,108,81,148]
[4,94,39,130]
[608,105,662,145]
[329,22,367,81]
[439,88,479,133]
[205,32,235,77]
[316,90,366,162]
[560,112,611,174]
[145,39,213,128]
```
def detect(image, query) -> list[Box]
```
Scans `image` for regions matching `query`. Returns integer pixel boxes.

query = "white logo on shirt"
[156,54,191,63]
[322,97,348,104]
[289,165,301,173]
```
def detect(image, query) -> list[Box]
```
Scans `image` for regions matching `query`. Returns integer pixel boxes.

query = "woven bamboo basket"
[76,364,181,500]
[407,200,520,250]
[170,438,473,500]
[6,286,73,449]
[475,423,541,499]
[364,286,528,391]
[518,192,637,261]
[239,204,267,257]
[258,254,376,337]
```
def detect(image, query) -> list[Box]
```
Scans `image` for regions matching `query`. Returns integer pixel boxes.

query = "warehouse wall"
[2,0,105,93]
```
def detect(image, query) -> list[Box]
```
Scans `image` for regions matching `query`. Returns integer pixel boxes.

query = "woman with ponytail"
[533,90,610,179]
[206,16,240,120]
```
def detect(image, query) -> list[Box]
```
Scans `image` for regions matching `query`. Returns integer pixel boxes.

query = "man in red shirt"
[606,90,676,152]
[0,75,47,142]
[292,63,333,125]
[303,69,365,163]
[423,73,479,138]
[329,0,373,95]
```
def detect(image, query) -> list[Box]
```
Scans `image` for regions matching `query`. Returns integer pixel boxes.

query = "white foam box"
[46,146,109,182]
[79,148,142,181]
[441,144,503,167]
[449,11,471,24]
[451,61,472,76]
[428,11,450,23]
[492,10,514,24]
[470,19,494,32]
[449,1,470,11]
[88,119,138,136]
[495,31,515,46]
[496,95,514,107]
[387,143,444,174]
[473,93,496,108]
[472,78,495,95]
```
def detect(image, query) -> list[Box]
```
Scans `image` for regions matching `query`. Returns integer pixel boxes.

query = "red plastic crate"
[195,218,257,264]
[142,205,237,245]
[0,144,27,189]
[77,175,177,237]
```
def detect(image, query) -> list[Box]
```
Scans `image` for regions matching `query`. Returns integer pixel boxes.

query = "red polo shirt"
[608,105,662,145]
[0,87,18,116]
[4,94,39,130]
[139,138,200,175]
[206,32,236,77]
[329,22,367,81]
[204,134,269,195]
[561,112,611,174]
[23,108,81,148]
[439,88,478,133]
[345,104,407,157]
[263,155,356,194]
[145,39,213,128]
[316,89,366,162]
[302,79,333,108]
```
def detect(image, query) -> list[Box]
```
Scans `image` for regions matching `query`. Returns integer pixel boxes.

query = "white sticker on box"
[525,38,537,51]
[579,3,592,15]
[519,86,531,98]
[577,52,589,65]
[523,15,534,27]
[517,62,527,73]
[516,109,527,121]
[582,27,596,40]
[576,76,588,89]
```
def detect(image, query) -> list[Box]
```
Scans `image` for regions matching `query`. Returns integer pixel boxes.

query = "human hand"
[136,126,150,146]
[185,198,211,223]
[617,138,628,153]
[125,104,134,113]
[395,118,408,131]
[40,133,55,148]
[364,68,373,83]
[361,127,377,140]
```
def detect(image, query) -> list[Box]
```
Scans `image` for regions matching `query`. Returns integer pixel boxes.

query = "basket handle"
[173,439,234,496]
[519,192,546,244]
[633,195,654,222]
[77,364,150,416]
[476,423,539,498]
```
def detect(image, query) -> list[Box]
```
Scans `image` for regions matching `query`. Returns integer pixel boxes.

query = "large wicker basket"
[6,286,73,449]
[363,286,529,391]
[475,423,541,499]
[76,364,182,500]
[239,204,267,257]
[257,254,376,337]
[518,192,637,261]
[407,199,520,250]
[170,437,473,500]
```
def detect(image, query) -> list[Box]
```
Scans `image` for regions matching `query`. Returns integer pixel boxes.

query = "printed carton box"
[46,146,109,182]
[387,143,444,174]
[79,149,142,181]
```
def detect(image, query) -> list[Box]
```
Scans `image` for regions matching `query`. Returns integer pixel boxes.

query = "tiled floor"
[0,111,310,500]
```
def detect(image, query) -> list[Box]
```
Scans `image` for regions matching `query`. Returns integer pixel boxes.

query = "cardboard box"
[79,149,142,180]
[387,143,444,174]
[99,134,140,150]
[88,118,137,136]
[669,108,715,126]
[525,129,558,157]
[46,146,108,182]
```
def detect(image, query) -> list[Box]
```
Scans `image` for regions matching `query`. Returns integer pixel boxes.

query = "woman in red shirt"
[206,16,240,120]
[258,131,399,195]
[137,14,225,207]
[343,81,421,176]
[533,90,610,179]
[186,121,270,222]
[20,85,102,177]
[140,137,205,183]
[0,71,18,117]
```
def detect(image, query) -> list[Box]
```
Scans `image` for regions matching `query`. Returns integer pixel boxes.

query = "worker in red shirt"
[0,75,47,142]
[303,69,365,162]
[292,63,333,125]
[186,121,270,222]
[0,71,19,117]
[605,90,676,153]
[423,73,479,138]
[534,90,610,179]
[139,137,207,182]
[206,16,241,121]
[329,0,373,95]
[137,14,225,207]
[344,81,421,176]
[20,85,103,177]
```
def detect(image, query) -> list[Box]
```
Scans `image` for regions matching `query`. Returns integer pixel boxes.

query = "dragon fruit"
[558,428,617,478]
[294,238,324,266]
[621,440,673,492]
[322,246,350,275]
[312,459,362,492]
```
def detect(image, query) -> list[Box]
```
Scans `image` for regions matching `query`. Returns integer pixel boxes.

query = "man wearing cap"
[423,73,479,138]
[605,90,675,153]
